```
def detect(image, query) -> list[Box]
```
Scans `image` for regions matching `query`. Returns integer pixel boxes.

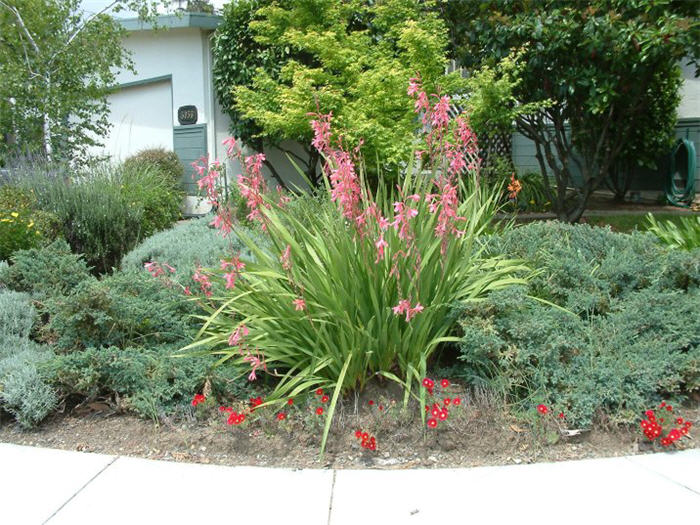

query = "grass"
[584,213,699,233]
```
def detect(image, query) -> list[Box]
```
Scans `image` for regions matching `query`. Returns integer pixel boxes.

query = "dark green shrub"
[123,148,184,188]
[0,239,93,298]
[457,222,700,427]
[0,336,57,428]
[47,345,246,420]
[45,270,194,351]
[482,221,667,315]
[457,287,699,427]
[0,290,36,338]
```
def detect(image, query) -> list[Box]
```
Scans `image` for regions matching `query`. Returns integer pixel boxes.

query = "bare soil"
[2,384,696,469]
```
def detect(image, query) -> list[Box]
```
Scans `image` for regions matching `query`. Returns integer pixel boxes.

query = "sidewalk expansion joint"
[624,456,700,497]
[43,455,120,524]
[326,470,337,525]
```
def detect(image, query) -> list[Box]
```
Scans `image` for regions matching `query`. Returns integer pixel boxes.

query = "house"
[94,12,231,213]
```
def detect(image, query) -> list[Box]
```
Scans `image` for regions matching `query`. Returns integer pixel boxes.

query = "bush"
[457,222,700,427]
[0,239,93,298]
[0,290,36,339]
[45,270,195,351]
[15,164,145,274]
[47,345,245,420]
[481,221,668,315]
[457,287,699,427]
[123,148,184,188]
[121,216,262,286]
[121,163,183,239]
[0,336,57,428]
[0,185,62,260]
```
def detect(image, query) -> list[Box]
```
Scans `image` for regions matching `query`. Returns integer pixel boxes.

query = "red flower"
[431,407,440,417]
[558,412,565,419]
[443,398,451,406]
[666,406,673,411]
[316,407,324,415]
[355,430,363,439]
[368,400,374,406]
[362,432,369,441]
[321,395,330,403]
[422,378,434,389]
[438,410,448,421]
[277,412,287,421]
[191,393,206,406]
[644,410,654,418]
[315,388,324,396]
[287,398,294,405]
[660,401,666,408]
[453,398,461,406]
[676,417,684,425]
[440,379,450,388]
[238,414,246,424]
[427,418,438,428]
[379,405,384,411]
[537,404,548,415]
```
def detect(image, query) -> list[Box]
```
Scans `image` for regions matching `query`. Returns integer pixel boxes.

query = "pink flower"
[310,112,333,153]
[393,299,411,316]
[374,236,388,263]
[293,297,306,311]
[228,324,249,347]
[222,136,237,158]
[393,300,423,322]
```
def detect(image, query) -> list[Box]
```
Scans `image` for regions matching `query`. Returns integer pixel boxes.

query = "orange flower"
[507,174,522,200]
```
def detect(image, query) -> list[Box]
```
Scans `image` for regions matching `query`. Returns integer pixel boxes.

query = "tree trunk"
[42,74,52,160]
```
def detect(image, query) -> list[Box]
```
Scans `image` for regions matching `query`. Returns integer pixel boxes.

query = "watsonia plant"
[183,77,528,453]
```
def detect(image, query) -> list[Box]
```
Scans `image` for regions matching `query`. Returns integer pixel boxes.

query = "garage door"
[100,78,174,160]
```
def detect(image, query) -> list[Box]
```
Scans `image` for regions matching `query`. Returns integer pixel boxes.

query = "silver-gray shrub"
[121,215,264,286]
[0,290,36,339]
[0,336,56,428]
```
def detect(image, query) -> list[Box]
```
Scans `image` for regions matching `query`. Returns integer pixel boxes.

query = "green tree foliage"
[0,0,159,164]
[214,0,462,186]
[444,0,699,221]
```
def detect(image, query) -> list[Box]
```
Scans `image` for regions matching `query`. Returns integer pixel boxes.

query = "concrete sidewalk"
[2,443,698,525]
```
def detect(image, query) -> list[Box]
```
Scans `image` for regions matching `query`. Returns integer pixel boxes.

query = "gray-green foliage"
[0,290,36,338]
[0,336,56,428]
[47,345,246,420]
[121,216,262,286]
[457,222,700,427]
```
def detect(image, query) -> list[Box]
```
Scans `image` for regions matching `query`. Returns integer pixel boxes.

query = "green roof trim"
[119,13,222,31]
[114,74,172,91]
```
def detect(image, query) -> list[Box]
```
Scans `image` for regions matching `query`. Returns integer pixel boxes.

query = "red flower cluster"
[219,406,246,426]
[422,377,462,429]
[537,404,548,415]
[277,412,287,421]
[191,394,206,407]
[249,396,263,411]
[354,430,377,451]
[640,403,692,447]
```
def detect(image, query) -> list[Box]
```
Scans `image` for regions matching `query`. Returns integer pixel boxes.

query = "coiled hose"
[665,138,696,207]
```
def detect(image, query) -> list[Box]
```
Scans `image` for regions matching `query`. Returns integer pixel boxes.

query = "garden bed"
[1,389,697,470]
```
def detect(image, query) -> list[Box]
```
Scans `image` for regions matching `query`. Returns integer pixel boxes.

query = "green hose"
[665,138,696,207]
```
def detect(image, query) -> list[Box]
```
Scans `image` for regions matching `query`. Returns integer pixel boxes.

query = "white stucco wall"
[118,28,209,129]
[101,80,173,160]
[678,60,700,119]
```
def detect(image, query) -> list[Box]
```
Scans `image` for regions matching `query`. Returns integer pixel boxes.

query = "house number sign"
[177,105,198,125]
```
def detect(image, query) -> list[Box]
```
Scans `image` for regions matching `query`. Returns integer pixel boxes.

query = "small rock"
[428,455,438,462]
[513,458,522,464]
